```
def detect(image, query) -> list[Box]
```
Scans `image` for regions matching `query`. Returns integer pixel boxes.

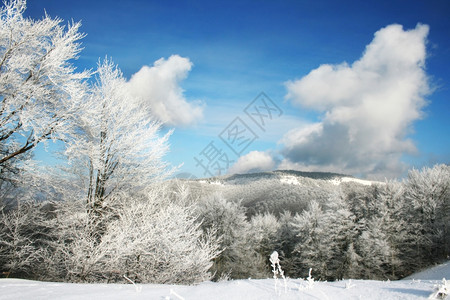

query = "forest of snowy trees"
[1,0,449,285]
[181,165,450,281]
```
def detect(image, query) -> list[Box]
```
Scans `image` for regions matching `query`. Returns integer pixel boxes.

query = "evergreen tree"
[248,212,280,277]
[273,211,297,277]
[404,164,450,267]
[324,191,359,280]
[196,193,254,280]
[292,200,336,280]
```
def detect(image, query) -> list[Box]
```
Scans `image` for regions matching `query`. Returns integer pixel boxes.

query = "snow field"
[0,277,444,300]
[2,259,449,299]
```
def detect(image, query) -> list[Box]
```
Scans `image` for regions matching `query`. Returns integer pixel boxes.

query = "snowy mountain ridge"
[171,170,384,217]
[188,169,380,186]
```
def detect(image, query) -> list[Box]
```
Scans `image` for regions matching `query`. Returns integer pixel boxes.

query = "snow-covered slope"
[329,176,377,186]
[404,261,450,281]
[279,175,302,185]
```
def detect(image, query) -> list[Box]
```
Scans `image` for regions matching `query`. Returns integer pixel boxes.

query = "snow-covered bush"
[298,268,315,291]
[43,186,220,284]
[0,201,56,279]
[429,278,449,299]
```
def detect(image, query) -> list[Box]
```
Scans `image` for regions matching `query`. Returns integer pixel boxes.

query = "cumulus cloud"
[126,55,204,127]
[228,151,276,174]
[283,24,431,179]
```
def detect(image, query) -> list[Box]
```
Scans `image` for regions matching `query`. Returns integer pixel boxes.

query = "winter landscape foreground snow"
[1,261,449,300]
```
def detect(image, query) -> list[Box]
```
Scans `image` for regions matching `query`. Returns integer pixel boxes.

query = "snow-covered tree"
[248,212,281,277]
[0,0,89,175]
[292,200,334,280]
[342,242,361,279]
[324,191,359,280]
[249,213,280,256]
[64,59,172,215]
[196,193,256,280]
[272,211,298,277]
[341,182,378,226]
[404,164,450,267]
[349,182,407,279]
[357,218,398,279]
[292,191,358,280]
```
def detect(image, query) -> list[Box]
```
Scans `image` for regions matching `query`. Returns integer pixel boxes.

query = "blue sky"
[25,0,450,179]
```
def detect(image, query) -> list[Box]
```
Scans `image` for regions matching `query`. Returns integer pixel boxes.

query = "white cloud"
[282,24,431,179]
[126,55,204,127]
[228,151,276,174]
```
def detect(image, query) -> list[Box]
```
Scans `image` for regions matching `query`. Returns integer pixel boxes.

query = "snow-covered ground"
[1,261,448,300]
[280,175,301,185]
[403,261,450,281]
[329,176,377,186]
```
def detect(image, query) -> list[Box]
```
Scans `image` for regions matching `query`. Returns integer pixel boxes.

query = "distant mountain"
[172,172,198,179]
[179,170,351,183]
[171,170,380,217]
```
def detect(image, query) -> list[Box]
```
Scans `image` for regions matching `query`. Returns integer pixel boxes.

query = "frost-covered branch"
[0,0,89,172]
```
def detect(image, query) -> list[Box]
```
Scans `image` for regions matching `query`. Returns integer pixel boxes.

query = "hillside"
[404,261,450,281]
[172,170,380,216]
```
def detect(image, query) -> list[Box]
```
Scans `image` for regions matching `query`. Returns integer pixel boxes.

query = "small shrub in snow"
[298,268,315,291]
[345,279,356,289]
[429,278,449,299]
[169,289,186,300]
[269,251,286,293]
[123,275,142,293]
